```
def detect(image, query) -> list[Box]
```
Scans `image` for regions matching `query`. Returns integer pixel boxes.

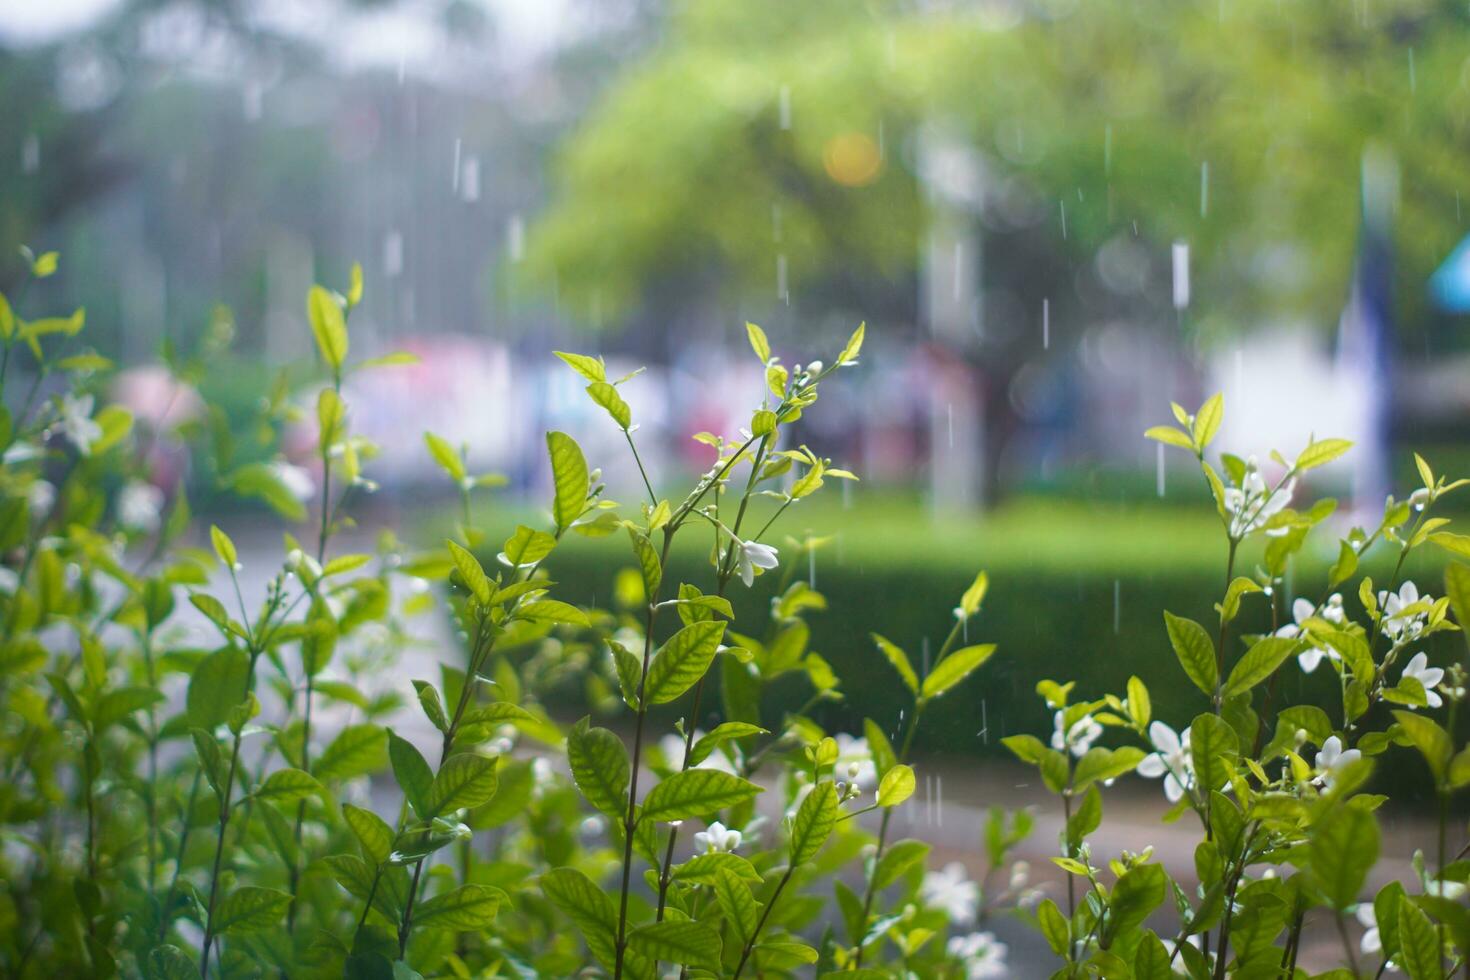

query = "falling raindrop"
[461,156,481,203]
[1408,48,1416,94]
[1042,298,1050,350]
[776,254,788,302]
[947,403,954,448]
[21,134,39,174]
[936,774,943,828]
[1059,199,1068,239]
[921,637,931,678]
[953,241,964,301]
[779,85,792,130]
[242,81,263,121]
[506,214,525,261]
[808,545,816,589]
[979,700,989,743]
[1156,443,1166,497]
[383,230,404,278]
[1200,162,1210,217]
[451,138,462,194]
[1113,580,1121,634]
[1172,240,1191,310]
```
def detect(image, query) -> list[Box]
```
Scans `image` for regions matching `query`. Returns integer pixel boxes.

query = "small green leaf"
[921,644,995,700]
[1192,393,1223,449]
[713,868,761,941]
[213,886,292,935]
[424,432,466,483]
[644,620,726,705]
[446,540,492,605]
[872,633,918,695]
[343,803,394,865]
[413,883,503,930]
[1296,437,1353,471]
[1145,425,1195,450]
[628,920,723,972]
[427,753,499,816]
[307,285,348,371]
[746,322,771,363]
[388,729,434,817]
[789,780,838,865]
[1222,635,1297,698]
[1394,710,1454,783]
[837,321,865,365]
[546,431,590,533]
[876,764,915,807]
[641,769,762,823]
[253,768,323,806]
[586,381,631,430]
[210,525,238,569]
[541,868,618,971]
[1397,893,1439,980]
[567,719,630,819]
[553,350,606,383]
[1164,611,1217,698]
[1310,805,1379,910]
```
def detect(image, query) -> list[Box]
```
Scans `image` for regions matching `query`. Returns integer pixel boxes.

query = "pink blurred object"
[112,366,204,430]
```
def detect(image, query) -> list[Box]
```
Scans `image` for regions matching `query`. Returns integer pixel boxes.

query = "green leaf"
[645,620,726,705]
[500,525,557,568]
[147,946,197,980]
[628,527,662,599]
[628,920,723,972]
[1296,437,1353,471]
[746,322,771,363]
[567,719,630,819]
[1073,747,1147,793]
[789,780,838,865]
[1164,611,1217,698]
[254,768,323,806]
[1445,562,1470,630]
[959,570,989,617]
[446,540,492,605]
[871,633,918,695]
[641,769,763,823]
[921,643,995,700]
[388,730,434,817]
[1038,899,1072,958]
[1192,393,1223,449]
[540,868,618,971]
[1104,863,1167,944]
[1394,710,1454,783]
[424,432,466,483]
[751,409,778,436]
[546,431,589,533]
[225,462,308,522]
[427,754,499,816]
[689,722,767,767]
[713,867,761,941]
[586,381,631,430]
[872,838,930,890]
[517,598,591,627]
[1397,894,1441,980]
[553,350,606,382]
[1133,931,1172,980]
[864,718,898,778]
[1310,805,1379,909]
[876,764,916,807]
[412,680,449,733]
[1222,635,1297,698]
[191,729,225,802]
[93,686,164,729]
[343,803,394,865]
[187,647,250,730]
[413,884,503,930]
[213,886,292,935]
[308,284,349,371]
[1189,713,1239,792]
[837,321,865,365]
[315,724,386,782]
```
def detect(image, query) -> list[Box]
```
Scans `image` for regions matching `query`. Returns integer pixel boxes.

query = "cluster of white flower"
[693,820,742,854]
[1223,458,1294,538]
[1400,652,1446,709]
[1378,581,1431,642]
[921,862,980,925]
[1135,721,1194,803]
[946,929,1008,979]
[1051,710,1102,757]
[1313,736,1360,790]
[1274,595,1345,673]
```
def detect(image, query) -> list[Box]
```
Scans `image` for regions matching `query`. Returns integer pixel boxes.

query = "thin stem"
[1335,910,1362,977]
[732,865,796,979]
[625,431,658,507]
[199,726,245,979]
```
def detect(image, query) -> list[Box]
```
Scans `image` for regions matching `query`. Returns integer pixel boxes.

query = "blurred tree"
[527,0,1470,342]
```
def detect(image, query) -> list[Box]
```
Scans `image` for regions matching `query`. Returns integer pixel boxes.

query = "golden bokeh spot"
[822,131,883,187]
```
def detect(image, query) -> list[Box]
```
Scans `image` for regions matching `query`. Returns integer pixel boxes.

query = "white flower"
[1356,903,1382,956]
[693,820,742,853]
[1275,595,1344,673]
[734,537,779,587]
[270,460,316,502]
[59,393,102,455]
[921,862,980,925]
[1136,721,1194,803]
[1222,459,1294,537]
[27,480,55,520]
[658,731,737,775]
[1314,735,1361,789]
[1400,652,1445,709]
[834,733,877,789]
[117,480,165,533]
[1051,710,1102,758]
[1427,879,1467,901]
[946,930,1008,979]
[1378,581,1430,642]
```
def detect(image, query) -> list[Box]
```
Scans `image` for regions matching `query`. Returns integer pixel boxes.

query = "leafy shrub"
[0,255,1021,978]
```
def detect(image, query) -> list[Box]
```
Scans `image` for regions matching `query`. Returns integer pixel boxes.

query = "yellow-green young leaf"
[1192,393,1223,449]
[751,409,777,436]
[31,251,59,278]
[959,570,989,617]
[90,404,133,454]
[342,803,393,865]
[877,764,916,807]
[0,292,11,341]
[1126,676,1152,728]
[213,886,292,935]
[253,768,322,805]
[689,722,767,767]
[628,920,723,973]
[1072,746,1147,792]
[788,780,838,864]
[446,540,491,605]
[921,643,996,700]
[423,432,466,483]
[1164,611,1217,697]
[427,753,499,816]
[567,718,630,819]
[872,633,918,694]
[873,838,930,890]
[766,363,789,398]
[210,525,237,569]
[347,262,364,307]
[627,526,662,601]
[541,868,619,971]
[412,680,449,732]
[1222,636,1297,698]
[1446,563,1470,635]
[713,867,761,941]
[1189,713,1239,792]
[1430,532,1470,562]
[517,599,591,627]
[641,769,762,823]
[746,321,771,363]
[645,620,726,705]
[837,321,865,365]
[1296,438,1353,472]
[413,883,503,931]
[546,431,589,532]
[586,381,631,430]
[554,350,607,383]
[317,387,345,448]
[307,285,348,371]
[56,353,113,372]
[1415,452,1435,491]
[1310,805,1379,910]
[501,524,557,568]
[1144,425,1195,450]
